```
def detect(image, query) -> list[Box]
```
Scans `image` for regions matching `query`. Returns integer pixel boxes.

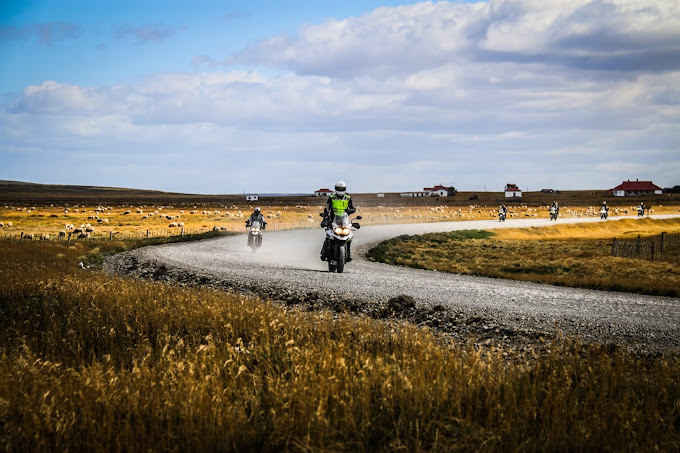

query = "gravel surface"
[104,215,680,356]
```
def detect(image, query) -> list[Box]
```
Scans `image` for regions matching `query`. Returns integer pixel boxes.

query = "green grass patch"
[368,229,680,297]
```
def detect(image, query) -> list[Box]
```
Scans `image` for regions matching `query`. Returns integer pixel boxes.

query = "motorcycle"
[320,211,361,273]
[550,206,558,221]
[247,220,263,252]
[638,206,645,217]
[499,210,506,222]
[600,207,608,220]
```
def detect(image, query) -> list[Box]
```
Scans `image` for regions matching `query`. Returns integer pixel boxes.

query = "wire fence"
[611,232,680,264]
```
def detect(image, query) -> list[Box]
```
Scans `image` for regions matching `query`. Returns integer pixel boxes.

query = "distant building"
[315,188,333,197]
[505,183,522,198]
[612,180,662,197]
[377,193,385,198]
[400,191,429,197]
[245,194,259,201]
[424,185,449,197]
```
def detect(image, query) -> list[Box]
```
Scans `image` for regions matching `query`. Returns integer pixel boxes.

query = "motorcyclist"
[551,201,559,216]
[638,202,645,216]
[499,204,507,219]
[601,201,609,214]
[245,207,267,230]
[320,181,356,262]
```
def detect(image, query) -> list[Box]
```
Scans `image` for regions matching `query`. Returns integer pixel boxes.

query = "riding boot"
[346,242,352,262]
[320,238,329,261]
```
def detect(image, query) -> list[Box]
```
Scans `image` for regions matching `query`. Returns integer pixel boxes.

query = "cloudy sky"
[1,0,678,194]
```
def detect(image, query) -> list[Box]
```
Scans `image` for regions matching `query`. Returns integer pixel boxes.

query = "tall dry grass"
[1,240,679,451]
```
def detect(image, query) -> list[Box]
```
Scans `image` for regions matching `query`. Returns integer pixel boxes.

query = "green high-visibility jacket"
[329,194,351,215]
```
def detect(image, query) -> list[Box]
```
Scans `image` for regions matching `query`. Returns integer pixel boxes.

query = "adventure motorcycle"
[247,220,263,252]
[550,206,558,221]
[638,206,645,217]
[320,211,361,273]
[499,210,506,222]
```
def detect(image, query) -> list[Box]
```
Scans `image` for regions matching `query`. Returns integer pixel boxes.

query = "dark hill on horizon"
[1,180,677,207]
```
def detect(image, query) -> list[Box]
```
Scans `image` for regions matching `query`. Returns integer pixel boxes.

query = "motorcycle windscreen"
[251,220,261,228]
[332,213,351,228]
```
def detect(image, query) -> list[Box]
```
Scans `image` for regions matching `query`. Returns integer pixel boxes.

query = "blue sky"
[1,0,678,194]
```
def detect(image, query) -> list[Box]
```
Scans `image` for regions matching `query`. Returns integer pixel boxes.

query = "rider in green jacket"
[320,181,356,261]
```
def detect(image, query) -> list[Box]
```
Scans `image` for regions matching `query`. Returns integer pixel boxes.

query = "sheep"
[123,210,131,215]
[169,222,178,228]
[7,221,12,227]
[22,233,34,240]
[0,222,3,227]
[59,231,66,238]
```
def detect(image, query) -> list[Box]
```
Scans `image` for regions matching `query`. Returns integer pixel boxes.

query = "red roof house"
[504,183,522,198]
[314,188,334,197]
[612,180,662,197]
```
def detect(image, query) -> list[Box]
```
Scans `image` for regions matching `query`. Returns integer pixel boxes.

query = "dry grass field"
[2,182,680,450]
[1,238,679,451]
[368,218,680,297]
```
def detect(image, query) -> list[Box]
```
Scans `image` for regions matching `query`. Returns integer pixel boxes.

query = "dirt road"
[105,215,680,355]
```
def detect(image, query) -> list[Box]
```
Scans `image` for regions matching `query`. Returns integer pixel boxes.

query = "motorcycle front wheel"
[336,245,346,273]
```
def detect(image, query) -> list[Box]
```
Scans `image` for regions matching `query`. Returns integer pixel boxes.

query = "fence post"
[660,232,665,260]
[611,238,617,256]
[636,235,641,257]
[651,241,655,262]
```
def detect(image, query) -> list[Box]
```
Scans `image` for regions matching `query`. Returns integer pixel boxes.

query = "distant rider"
[321,181,356,261]
[601,201,609,214]
[499,204,508,218]
[638,202,645,217]
[551,200,559,215]
[245,207,267,230]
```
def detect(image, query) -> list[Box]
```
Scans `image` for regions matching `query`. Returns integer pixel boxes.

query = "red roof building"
[612,180,662,197]
[504,183,522,198]
[314,188,334,197]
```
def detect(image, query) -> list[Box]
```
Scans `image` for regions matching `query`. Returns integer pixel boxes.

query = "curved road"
[108,215,680,354]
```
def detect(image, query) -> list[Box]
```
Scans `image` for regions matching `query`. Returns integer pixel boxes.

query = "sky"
[1,0,679,195]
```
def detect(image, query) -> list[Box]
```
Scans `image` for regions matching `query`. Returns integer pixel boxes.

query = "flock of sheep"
[1,202,669,241]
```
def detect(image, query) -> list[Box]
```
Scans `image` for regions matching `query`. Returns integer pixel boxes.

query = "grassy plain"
[1,239,679,451]
[368,218,680,297]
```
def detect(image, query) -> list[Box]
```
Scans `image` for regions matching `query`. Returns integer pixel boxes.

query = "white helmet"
[334,180,347,195]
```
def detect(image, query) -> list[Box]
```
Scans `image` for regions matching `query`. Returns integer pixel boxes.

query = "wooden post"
[611,238,617,256]
[636,235,641,258]
[651,241,655,262]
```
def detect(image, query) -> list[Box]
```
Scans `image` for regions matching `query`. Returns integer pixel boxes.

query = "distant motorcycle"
[247,220,263,252]
[499,210,506,222]
[638,206,645,217]
[320,211,361,273]
[550,206,558,221]
[600,207,608,220]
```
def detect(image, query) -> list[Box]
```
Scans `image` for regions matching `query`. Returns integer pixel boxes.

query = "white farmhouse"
[612,180,662,197]
[245,194,259,201]
[504,183,522,198]
[315,188,333,197]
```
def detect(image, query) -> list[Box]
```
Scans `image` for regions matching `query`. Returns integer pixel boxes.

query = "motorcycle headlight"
[334,227,343,235]
[251,227,261,233]
[342,228,351,235]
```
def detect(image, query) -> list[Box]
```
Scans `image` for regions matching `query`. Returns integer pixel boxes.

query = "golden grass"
[3,202,679,239]
[1,240,680,450]
[496,217,680,241]
[368,219,680,298]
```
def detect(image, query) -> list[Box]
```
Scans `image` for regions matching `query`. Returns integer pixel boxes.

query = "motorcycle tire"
[336,245,346,273]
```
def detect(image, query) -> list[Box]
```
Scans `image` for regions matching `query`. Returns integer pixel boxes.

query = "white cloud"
[2,0,679,192]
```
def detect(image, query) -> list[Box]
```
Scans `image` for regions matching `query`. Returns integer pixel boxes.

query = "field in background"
[368,218,680,297]
[1,238,679,451]
[2,181,679,239]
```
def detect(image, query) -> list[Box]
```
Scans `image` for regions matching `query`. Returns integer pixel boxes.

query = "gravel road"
[104,215,680,355]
